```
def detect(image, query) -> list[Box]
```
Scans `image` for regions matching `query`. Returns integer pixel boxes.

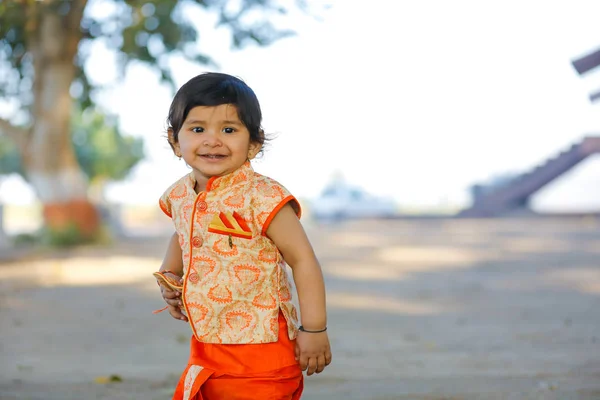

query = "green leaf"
[71,105,145,183]
[0,134,24,177]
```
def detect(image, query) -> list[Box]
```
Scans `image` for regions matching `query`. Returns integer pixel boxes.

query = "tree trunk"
[23,0,98,238]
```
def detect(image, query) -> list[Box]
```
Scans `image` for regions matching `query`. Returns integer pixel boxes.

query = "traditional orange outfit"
[159,162,303,399]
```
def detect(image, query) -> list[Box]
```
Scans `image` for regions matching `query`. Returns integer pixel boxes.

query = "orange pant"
[172,312,303,400]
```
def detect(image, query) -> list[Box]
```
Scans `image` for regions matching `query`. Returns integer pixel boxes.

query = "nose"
[202,130,222,147]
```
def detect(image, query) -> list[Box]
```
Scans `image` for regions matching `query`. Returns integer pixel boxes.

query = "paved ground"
[1,217,600,399]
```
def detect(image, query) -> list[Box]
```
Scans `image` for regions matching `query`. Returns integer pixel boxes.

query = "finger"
[162,291,182,305]
[306,357,318,376]
[162,291,181,305]
[168,305,188,322]
[162,289,180,299]
[299,354,308,372]
[294,343,300,361]
[167,305,182,318]
[325,349,333,366]
[165,297,181,307]
[315,355,326,374]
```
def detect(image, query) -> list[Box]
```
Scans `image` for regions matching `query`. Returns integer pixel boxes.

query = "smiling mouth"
[200,154,227,159]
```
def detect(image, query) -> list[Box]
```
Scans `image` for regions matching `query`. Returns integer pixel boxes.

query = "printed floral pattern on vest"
[159,162,301,344]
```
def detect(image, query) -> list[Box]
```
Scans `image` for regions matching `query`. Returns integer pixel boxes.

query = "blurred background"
[0,1,599,399]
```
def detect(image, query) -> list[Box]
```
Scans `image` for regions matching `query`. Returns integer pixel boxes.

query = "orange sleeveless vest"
[159,162,301,344]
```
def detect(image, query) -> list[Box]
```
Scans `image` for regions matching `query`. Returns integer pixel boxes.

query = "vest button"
[191,236,203,248]
[188,272,199,283]
[197,200,208,211]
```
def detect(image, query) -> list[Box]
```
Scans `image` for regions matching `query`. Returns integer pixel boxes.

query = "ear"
[168,129,181,157]
[247,141,262,160]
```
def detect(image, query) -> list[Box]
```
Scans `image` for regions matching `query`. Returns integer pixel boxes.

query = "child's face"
[171,104,261,189]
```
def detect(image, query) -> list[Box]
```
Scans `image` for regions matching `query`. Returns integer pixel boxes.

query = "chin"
[199,168,227,177]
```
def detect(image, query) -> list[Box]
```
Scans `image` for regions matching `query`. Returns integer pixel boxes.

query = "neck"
[193,175,209,194]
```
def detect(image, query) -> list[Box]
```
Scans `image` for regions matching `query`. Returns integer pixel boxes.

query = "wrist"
[299,325,327,333]
[299,316,326,332]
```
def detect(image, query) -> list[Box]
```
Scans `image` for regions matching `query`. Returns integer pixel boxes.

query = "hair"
[166,72,266,152]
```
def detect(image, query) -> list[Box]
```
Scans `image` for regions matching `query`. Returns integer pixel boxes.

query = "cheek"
[177,136,195,150]
[231,139,251,153]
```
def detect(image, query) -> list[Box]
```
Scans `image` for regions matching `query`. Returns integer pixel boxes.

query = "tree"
[0,0,307,240]
[71,105,144,202]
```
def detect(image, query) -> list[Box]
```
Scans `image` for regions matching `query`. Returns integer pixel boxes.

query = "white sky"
[2,0,600,212]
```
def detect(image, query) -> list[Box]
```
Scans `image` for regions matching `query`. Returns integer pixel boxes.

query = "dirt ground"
[1,217,600,400]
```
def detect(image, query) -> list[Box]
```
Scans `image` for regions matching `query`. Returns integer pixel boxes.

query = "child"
[153,72,331,400]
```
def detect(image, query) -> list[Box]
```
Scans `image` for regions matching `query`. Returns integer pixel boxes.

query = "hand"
[295,330,332,376]
[159,274,187,322]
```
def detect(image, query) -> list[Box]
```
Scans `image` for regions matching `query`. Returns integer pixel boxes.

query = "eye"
[191,127,204,133]
[223,127,236,134]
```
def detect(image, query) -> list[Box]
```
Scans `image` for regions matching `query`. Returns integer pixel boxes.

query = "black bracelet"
[299,325,327,333]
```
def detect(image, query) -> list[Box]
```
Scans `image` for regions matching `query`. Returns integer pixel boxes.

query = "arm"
[159,232,188,322]
[160,231,184,276]
[266,204,332,375]
[267,206,326,330]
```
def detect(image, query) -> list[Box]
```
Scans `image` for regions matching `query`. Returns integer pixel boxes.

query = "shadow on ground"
[1,218,599,400]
